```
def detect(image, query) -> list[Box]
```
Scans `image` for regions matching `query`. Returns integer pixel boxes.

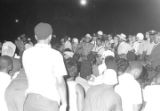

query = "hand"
[59,104,67,111]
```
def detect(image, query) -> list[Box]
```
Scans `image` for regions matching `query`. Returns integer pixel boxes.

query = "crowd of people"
[0,22,160,111]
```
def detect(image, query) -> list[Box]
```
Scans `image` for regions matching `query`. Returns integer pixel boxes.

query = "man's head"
[65,58,78,78]
[0,56,13,74]
[34,22,53,43]
[105,56,117,72]
[126,61,143,79]
[96,38,102,46]
[117,58,129,76]
[136,33,144,41]
[84,34,92,43]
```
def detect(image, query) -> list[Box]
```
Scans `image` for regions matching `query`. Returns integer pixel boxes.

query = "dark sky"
[1,0,160,41]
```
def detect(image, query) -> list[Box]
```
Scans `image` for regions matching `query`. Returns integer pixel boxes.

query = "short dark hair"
[117,58,129,73]
[65,58,78,77]
[105,56,117,71]
[34,22,53,40]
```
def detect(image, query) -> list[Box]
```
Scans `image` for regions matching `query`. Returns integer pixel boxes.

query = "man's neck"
[103,84,114,88]
[37,40,50,45]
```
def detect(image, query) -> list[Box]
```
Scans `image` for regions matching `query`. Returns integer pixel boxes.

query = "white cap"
[72,38,79,44]
[97,30,103,36]
[102,50,115,59]
[118,33,126,41]
[102,69,118,85]
[85,33,92,38]
[137,33,144,41]
[2,41,16,57]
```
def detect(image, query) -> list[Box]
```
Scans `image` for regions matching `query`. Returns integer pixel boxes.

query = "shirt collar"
[0,72,10,78]
[118,73,135,82]
[35,43,51,48]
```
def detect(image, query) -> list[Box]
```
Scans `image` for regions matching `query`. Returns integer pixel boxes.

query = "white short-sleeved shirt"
[22,44,67,103]
[143,85,160,111]
[0,72,11,111]
[115,73,143,111]
[118,42,132,55]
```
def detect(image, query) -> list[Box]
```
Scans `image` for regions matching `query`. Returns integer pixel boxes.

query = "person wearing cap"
[117,33,133,58]
[64,36,72,51]
[72,37,79,53]
[143,31,157,56]
[83,69,122,111]
[92,37,105,55]
[2,41,16,57]
[78,34,94,58]
[22,22,67,111]
[115,61,143,111]
[0,56,13,111]
[149,33,160,69]
[97,30,104,38]
[133,33,145,56]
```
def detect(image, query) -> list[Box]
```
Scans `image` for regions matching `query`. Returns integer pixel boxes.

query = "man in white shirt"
[83,69,122,111]
[117,34,133,57]
[23,22,67,111]
[142,74,160,111]
[115,61,143,111]
[0,56,13,111]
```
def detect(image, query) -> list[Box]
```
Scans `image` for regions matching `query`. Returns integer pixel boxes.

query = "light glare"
[80,0,87,6]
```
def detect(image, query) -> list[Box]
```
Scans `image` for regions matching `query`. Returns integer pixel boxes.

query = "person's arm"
[132,82,143,111]
[133,104,142,111]
[55,52,68,111]
[115,95,123,111]
[76,84,85,111]
[56,76,67,111]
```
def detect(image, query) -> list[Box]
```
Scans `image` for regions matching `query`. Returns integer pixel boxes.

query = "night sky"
[1,0,160,41]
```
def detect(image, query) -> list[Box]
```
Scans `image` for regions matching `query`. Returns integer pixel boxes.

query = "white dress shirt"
[118,42,132,55]
[22,43,67,104]
[143,85,160,111]
[115,73,143,111]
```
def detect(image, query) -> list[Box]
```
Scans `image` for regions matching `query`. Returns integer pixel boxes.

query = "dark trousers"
[23,93,59,111]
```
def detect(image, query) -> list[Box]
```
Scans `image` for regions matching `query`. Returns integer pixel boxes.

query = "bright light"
[80,0,87,6]
[15,19,19,23]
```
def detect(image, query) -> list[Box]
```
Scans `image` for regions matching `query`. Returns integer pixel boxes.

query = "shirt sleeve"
[131,82,143,104]
[53,52,67,77]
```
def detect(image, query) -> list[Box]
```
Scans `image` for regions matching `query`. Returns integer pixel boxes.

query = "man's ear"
[47,35,52,43]
[35,35,38,41]
[48,35,52,41]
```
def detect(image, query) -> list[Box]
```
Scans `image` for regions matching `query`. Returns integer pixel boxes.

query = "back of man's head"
[65,58,78,78]
[117,58,129,75]
[0,56,13,73]
[105,56,117,71]
[127,61,143,79]
[34,22,53,41]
